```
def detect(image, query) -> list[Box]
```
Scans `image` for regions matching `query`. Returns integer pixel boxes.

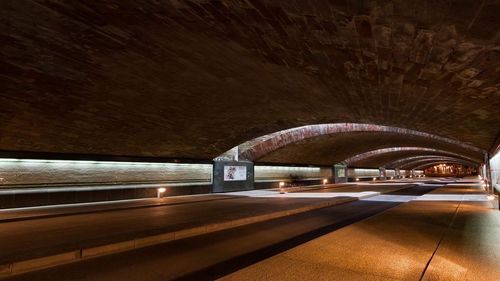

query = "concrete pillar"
[212,160,254,193]
[379,168,386,180]
[333,164,348,183]
[395,168,401,179]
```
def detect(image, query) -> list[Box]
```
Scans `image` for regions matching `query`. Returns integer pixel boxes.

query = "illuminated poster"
[224,166,247,181]
[337,168,345,177]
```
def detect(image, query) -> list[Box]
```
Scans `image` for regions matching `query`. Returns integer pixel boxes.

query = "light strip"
[0,158,211,168]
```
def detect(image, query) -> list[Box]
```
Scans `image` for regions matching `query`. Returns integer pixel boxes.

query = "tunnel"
[0,1,499,280]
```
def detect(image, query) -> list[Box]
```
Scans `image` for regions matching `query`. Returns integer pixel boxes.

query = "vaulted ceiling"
[1,1,499,165]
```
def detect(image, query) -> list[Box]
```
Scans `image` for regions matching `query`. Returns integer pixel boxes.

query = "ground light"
[322,179,328,185]
[157,187,166,198]
[279,181,286,194]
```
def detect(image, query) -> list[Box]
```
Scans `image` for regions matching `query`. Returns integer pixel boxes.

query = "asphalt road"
[2,184,440,281]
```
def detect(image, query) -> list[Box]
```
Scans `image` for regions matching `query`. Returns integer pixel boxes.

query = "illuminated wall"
[0,159,212,187]
[385,169,396,177]
[414,170,424,176]
[254,166,332,182]
[0,158,333,188]
[490,152,500,192]
[348,168,380,178]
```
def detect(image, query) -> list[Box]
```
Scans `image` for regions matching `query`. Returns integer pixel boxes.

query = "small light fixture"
[157,187,166,198]
[322,179,328,185]
[279,182,286,194]
[355,178,359,182]
[372,177,376,181]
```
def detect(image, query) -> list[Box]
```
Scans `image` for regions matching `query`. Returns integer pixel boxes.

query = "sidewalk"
[220,181,498,281]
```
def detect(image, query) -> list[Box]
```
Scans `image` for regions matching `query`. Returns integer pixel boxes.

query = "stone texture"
[0,161,212,186]
[256,131,483,166]
[0,0,499,161]
[348,149,477,168]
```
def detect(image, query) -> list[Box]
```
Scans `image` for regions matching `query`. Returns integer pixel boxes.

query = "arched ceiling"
[414,162,475,170]
[345,147,479,168]
[1,1,499,161]
[240,124,484,165]
[398,157,477,169]
[384,155,475,168]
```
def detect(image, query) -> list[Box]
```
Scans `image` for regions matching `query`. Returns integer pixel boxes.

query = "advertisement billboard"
[224,166,247,181]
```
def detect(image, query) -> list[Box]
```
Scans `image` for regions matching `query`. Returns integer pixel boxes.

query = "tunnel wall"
[386,169,396,177]
[0,159,214,209]
[0,159,332,188]
[0,159,333,209]
[0,159,212,186]
[414,170,424,176]
[254,165,332,188]
[254,166,331,181]
[348,168,380,181]
[490,152,500,193]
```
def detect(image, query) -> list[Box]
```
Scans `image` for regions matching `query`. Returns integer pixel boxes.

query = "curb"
[0,193,380,278]
[0,184,354,222]
[0,196,237,224]
[279,183,352,193]
[0,183,353,223]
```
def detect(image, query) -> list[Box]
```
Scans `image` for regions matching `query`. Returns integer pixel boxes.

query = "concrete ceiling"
[1,1,499,163]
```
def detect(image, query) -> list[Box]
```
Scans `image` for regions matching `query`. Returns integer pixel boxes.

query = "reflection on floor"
[221,179,500,281]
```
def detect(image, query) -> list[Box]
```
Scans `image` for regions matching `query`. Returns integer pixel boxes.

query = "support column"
[379,168,386,180]
[333,164,348,183]
[212,160,254,193]
[395,168,401,179]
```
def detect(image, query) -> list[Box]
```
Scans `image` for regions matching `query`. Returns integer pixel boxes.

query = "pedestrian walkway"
[221,180,499,281]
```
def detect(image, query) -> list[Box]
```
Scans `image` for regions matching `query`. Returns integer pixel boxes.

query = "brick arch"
[219,123,485,163]
[398,157,478,170]
[343,147,480,167]
[384,155,477,168]
[413,161,476,170]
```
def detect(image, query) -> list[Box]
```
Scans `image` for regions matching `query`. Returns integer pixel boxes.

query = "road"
[2,183,440,281]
